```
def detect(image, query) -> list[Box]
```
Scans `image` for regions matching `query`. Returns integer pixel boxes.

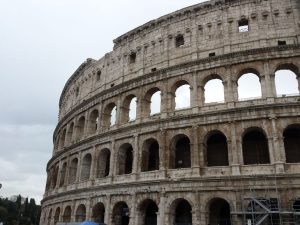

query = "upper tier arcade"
[58,0,300,120]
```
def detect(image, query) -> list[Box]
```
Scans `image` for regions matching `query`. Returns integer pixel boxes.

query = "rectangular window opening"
[209,52,216,57]
[278,40,286,46]
[238,19,249,32]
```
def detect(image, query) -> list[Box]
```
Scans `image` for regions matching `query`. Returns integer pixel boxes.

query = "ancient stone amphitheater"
[41,0,300,224]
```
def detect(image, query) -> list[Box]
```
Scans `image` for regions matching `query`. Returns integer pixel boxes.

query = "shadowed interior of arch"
[209,198,231,225]
[92,202,105,223]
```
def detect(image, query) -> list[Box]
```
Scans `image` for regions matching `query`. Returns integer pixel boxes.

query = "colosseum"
[41,0,300,224]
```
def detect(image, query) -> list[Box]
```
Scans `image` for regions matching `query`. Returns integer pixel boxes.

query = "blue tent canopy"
[79,221,100,225]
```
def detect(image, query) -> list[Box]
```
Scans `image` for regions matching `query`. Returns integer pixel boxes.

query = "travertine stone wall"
[41,0,300,225]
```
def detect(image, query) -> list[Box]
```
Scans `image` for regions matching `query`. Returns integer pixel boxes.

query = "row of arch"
[44,197,231,225]
[56,66,300,151]
[46,124,300,191]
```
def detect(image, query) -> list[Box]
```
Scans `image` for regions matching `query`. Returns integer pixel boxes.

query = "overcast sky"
[0,0,210,203]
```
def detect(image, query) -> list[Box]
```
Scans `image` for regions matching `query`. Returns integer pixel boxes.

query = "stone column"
[263,61,276,99]
[97,103,103,135]
[90,146,97,181]
[83,111,89,139]
[133,134,139,179]
[269,117,285,173]
[130,194,137,225]
[136,88,143,123]
[159,129,166,170]
[158,191,166,225]
[191,125,200,176]
[193,191,201,225]
[71,200,76,222]
[76,151,83,183]
[109,139,116,179]
[230,121,241,175]
[55,161,63,190]
[86,198,92,221]
[160,81,169,118]
[198,85,205,107]
[198,140,206,175]
[105,195,111,225]
[191,72,199,113]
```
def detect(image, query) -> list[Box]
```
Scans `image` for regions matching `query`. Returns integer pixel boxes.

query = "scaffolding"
[231,175,300,225]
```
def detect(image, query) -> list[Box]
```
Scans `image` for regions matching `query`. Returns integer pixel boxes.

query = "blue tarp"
[79,222,100,225]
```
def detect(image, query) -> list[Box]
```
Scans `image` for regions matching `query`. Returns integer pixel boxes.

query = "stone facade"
[41,0,300,225]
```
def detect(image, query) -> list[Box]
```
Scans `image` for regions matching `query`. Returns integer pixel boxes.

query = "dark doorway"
[175,136,191,168]
[142,139,159,172]
[118,144,133,175]
[209,198,231,225]
[284,126,300,163]
[92,203,105,223]
[174,199,192,225]
[242,129,270,165]
[207,132,229,166]
[113,202,130,225]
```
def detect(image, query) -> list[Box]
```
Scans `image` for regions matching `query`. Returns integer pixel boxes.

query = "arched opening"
[92,202,105,223]
[204,78,224,103]
[206,131,229,166]
[121,95,137,123]
[59,163,67,187]
[150,91,161,115]
[66,122,74,145]
[88,109,99,134]
[75,204,86,222]
[80,153,92,181]
[111,106,117,126]
[172,199,192,225]
[284,125,300,163]
[54,207,60,224]
[129,97,137,121]
[47,209,52,225]
[238,72,262,100]
[293,200,300,211]
[141,139,159,172]
[118,143,133,175]
[275,69,299,96]
[51,165,59,189]
[242,129,270,165]
[208,198,231,225]
[69,158,78,184]
[76,116,85,140]
[63,206,71,222]
[171,135,191,169]
[139,199,158,225]
[58,129,66,150]
[97,148,111,178]
[144,88,161,116]
[112,202,130,225]
[174,81,191,110]
[103,103,117,128]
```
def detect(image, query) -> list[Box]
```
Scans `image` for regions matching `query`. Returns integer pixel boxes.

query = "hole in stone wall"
[129,52,136,63]
[209,52,216,57]
[278,40,286,46]
[175,34,184,47]
[238,19,249,32]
